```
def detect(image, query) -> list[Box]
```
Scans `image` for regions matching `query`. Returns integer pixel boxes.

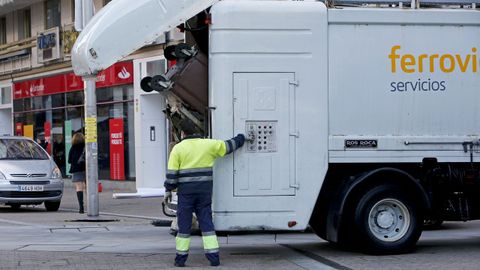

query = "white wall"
[0,109,12,136]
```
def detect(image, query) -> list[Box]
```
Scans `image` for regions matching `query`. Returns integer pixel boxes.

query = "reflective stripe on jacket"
[165,136,241,194]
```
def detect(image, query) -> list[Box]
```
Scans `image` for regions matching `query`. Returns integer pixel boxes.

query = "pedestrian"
[36,138,48,150]
[164,119,245,267]
[68,132,86,213]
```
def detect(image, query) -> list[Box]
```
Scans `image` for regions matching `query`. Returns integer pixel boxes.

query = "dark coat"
[68,143,86,173]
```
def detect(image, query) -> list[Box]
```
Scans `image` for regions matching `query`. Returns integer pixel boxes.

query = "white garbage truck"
[72,0,480,253]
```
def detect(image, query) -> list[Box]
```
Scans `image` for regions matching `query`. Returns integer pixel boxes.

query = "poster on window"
[23,125,33,140]
[109,118,125,180]
[15,123,23,136]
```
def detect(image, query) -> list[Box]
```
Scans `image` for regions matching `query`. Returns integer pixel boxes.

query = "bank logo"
[118,67,131,80]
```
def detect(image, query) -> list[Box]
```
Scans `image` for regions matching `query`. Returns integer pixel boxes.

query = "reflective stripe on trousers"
[176,233,191,255]
[202,231,219,253]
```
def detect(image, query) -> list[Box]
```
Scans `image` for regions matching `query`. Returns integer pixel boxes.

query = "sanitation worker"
[164,119,245,267]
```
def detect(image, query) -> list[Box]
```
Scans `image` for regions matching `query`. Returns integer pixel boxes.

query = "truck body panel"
[328,9,480,163]
[210,1,328,231]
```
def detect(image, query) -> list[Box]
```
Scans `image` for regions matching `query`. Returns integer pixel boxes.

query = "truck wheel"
[353,185,422,254]
[44,201,61,212]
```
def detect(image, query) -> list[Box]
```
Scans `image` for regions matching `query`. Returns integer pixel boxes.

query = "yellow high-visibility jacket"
[165,134,244,194]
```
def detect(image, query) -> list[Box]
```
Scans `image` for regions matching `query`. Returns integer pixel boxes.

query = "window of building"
[0,17,6,45]
[1,86,12,105]
[45,0,61,29]
[17,9,31,40]
[71,0,75,21]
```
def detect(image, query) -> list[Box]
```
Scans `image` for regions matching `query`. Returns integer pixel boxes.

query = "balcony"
[0,0,43,16]
[0,37,35,75]
[0,24,79,76]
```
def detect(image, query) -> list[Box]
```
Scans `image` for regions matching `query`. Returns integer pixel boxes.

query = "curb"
[62,178,136,192]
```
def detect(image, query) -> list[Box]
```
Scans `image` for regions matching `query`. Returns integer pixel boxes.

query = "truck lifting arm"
[71,0,219,76]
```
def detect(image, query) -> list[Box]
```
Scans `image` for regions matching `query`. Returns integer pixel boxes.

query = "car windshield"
[0,139,49,160]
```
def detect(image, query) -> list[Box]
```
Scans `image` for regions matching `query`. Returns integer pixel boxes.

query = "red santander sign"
[13,61,133,99]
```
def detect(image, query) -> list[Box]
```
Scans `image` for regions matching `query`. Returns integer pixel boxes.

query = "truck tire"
[353,185,422,254]
[44,201,61,212]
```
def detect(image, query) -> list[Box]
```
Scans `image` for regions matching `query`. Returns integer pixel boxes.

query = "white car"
[0,136,64,211]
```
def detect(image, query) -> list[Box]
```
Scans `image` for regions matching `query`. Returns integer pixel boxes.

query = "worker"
[164,119,245,267]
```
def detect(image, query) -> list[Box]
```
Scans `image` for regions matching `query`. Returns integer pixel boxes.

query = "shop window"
[23,98,32,111]
[50,93,65,108]
[17,9,31,40]
[71,0,75,21]
[98,86,133,103]
[147,60,166,76]
[13,99,24,111]
[1,86,11,105]
[0,17,6,45]
[66,91,83,106]
[45,0,61,29]
[97,101,135,180]
[32,96,44,110]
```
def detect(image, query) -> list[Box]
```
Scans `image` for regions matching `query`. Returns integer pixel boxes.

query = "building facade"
[0,0,179,182]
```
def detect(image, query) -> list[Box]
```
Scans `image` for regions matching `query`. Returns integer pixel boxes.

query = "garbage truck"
[72,0,480,254]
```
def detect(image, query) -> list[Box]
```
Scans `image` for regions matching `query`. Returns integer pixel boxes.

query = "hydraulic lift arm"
[71,0,219,76]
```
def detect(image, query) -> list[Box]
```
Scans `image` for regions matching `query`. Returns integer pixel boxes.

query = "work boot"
[175,254,188,267]
[206,253,220,267]
[77,191,84,213]
[174,262,185,267]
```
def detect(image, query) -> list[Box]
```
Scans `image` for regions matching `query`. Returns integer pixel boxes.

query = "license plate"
[18,185,44,192]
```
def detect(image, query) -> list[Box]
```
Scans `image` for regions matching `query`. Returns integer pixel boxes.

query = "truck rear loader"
[72,0,480,254]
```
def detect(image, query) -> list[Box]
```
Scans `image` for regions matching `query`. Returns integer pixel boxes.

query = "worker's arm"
[223,134,245,156]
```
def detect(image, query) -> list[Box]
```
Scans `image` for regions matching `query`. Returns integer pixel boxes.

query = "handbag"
[77,149,85,165]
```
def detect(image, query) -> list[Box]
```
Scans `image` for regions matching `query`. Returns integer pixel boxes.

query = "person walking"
[164,119,245,267]
[68,132,86,213]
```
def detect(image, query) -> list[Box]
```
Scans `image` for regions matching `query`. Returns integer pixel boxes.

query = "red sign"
[109,118,125,180]
[13,61,133,99]
[44,122,51,154]
[15,123,23,136]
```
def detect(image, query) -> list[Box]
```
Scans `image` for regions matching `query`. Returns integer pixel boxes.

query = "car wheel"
[353,185,422,254]
[9,203,21,210]
[44,201,61,212]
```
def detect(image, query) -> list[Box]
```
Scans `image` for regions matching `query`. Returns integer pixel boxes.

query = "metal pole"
[84,75,99,217]
[81,0,99,217]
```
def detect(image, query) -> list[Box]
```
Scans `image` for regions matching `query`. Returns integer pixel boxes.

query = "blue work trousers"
[175,193,220,265]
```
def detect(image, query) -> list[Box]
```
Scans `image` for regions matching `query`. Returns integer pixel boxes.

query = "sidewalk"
[61,179,168,222]
[0,185,324,270]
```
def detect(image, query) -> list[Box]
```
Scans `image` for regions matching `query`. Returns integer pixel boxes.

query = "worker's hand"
[164,190,172,204]
[235,134,245,148]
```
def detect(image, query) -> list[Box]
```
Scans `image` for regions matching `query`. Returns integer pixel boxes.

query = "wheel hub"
[376,210,395,229]
[368,198,411,242]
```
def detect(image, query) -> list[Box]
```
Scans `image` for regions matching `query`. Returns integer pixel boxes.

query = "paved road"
[2,184,480,269]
